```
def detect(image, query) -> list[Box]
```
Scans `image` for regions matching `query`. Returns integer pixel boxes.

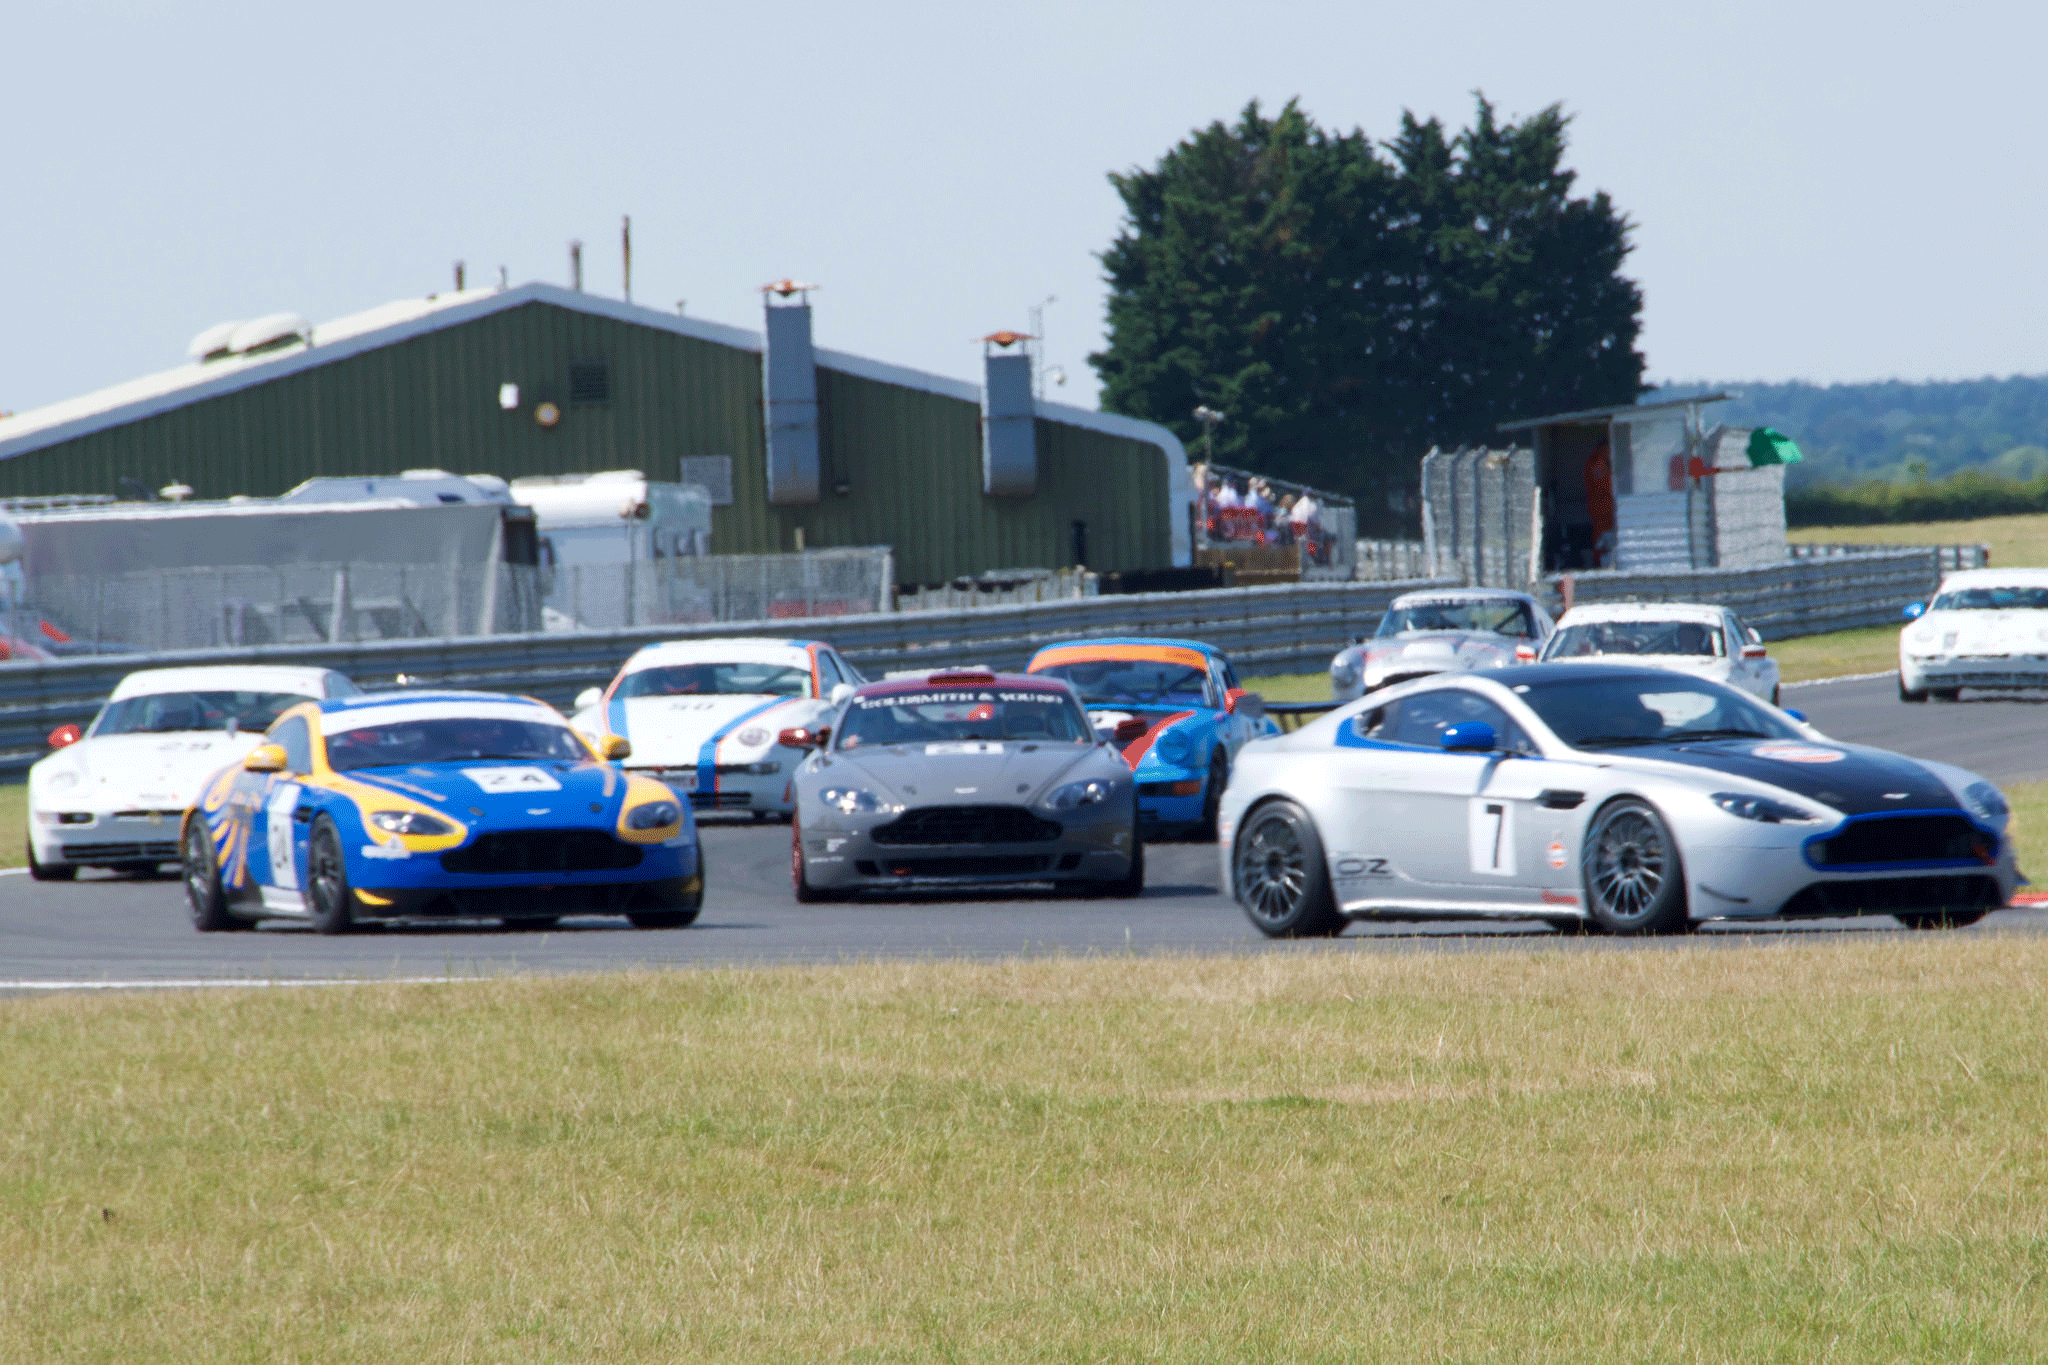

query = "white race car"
[571,637,863,818]
[1329,588,1553,700]
[1221,663,2018,937]
[26,665,359,880]
[1541,602,1781,705]
[1900,568,2048,702]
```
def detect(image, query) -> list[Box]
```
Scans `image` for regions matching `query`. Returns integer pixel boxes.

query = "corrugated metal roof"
[1495,393,1734,432]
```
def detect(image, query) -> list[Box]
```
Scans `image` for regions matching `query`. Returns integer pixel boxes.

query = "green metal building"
[0,285,1191,585]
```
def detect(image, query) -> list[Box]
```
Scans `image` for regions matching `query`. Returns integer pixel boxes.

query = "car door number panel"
[265,782,302,889]
[1468,798,1516,876]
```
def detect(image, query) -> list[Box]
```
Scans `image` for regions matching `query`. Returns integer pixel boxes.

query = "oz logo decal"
[1336,857,1392,877]
[1469,799,1516,876]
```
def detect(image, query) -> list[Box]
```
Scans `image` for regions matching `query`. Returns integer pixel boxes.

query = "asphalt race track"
[5,673,2046,989]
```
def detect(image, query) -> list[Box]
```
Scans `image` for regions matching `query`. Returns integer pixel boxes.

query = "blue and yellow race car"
[1026,638,1274,839]
[180,691,702,934]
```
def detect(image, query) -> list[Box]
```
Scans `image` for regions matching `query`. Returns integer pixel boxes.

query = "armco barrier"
[0,577,1456,772]
[1548,548,1939,640]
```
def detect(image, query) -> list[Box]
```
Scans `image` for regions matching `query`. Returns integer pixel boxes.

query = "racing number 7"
[1467,798,1515,876]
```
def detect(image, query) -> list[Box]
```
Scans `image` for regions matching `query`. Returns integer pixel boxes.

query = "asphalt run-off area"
[5,672,2047,990]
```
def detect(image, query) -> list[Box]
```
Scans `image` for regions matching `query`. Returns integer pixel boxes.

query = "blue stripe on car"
[696,698,790,796]
[607,691,631,739]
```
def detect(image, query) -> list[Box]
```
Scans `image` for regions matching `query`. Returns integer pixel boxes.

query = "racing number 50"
[1467,798,1516,876]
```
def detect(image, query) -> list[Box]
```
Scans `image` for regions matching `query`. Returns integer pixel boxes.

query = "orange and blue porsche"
[180,691,702,934]
[1026,638,1275,839]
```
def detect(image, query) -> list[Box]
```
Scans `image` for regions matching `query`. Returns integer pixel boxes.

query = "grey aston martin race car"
[1221,663,2019,936]
[1329,588,1553,700]
[787,670,1143,899]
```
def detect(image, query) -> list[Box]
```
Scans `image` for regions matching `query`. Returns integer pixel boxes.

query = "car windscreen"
[1514,676,1801,750]
[835,688,1091,749]
[1931,586,2048,610]
[617,662,812,699]
[1032,660,1212,708]
[1376,600,1537,638]
[94,690,313,737]
[1548,620,1721,658]
[324,717,589,771]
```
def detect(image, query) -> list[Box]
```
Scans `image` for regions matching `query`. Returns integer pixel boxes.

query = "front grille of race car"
[1806,814,1991,868]
[688,791,754,809]
[1779,874,2002,918]
[60,840,179,861]
[440,829,645,875]
[870,805,1062,846]
[855,855,1053,878]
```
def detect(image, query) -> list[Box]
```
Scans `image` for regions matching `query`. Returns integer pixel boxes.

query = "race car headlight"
[819,786,892,815]
[1044,779,1115,811]
[1330,658,1359,687]
[1154,728,1194,766]
[369,809,455,836]
[626,800,682,830]
[1961,781,2010,824]
[46,770,79,792]
[1711,792,1822,824]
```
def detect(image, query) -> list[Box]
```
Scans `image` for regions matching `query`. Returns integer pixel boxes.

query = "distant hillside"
[1655,376,2048,489]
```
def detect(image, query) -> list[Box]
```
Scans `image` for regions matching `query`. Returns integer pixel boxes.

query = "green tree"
[1091,97,1644,533]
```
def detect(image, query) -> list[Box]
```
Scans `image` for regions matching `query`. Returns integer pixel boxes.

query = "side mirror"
[574,686,604,712]
[47,723,82,749]
[779,726,827,750]
[1224,688,1266,719]
[829,682,854,706]
[1112,717,1150,745]
[598,734,631,761]
[243,744,288,773]
[1513,643,1538,662]
[1440,721,1497,753]
[1903,602,1926,621]
[1784,708,1808,723]
[1741,643,1768,660]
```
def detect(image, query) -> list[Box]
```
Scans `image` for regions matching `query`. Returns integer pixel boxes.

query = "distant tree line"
[1091,98,1644,535]
[1784,469,2048,527]
[1659,376,2048,492]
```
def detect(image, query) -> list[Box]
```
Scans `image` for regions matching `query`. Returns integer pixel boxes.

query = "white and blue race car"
[571,637,863,818]
[1221,662,2019,936]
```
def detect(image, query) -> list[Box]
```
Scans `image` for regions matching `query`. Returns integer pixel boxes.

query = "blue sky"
[4,0,2043,416]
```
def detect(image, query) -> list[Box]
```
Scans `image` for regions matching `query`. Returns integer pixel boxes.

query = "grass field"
[6,941,2048,1360]
[1789,510,2048,567]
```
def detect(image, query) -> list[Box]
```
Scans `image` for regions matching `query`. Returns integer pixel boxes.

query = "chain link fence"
[543,548,894,630]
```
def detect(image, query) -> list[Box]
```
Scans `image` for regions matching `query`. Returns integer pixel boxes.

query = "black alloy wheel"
[1195,751,1228,843]
[26,839,76,882]
[183,818,246,932]
[1899,677,1928,703]
[790,819,840,903]
[1581,798,1688,935]
[306,816,357,935]
[1232,800,1344,938]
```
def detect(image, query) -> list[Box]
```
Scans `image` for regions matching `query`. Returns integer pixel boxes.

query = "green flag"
[1746,426,1804,467]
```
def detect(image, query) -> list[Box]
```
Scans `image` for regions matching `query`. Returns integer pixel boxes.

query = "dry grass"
[0,782,24,869]
[6,941,2048,1361]
[1790,510,2048,568]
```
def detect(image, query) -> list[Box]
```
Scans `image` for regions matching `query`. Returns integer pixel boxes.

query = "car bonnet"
[1615,740,1961,817]
[335,758,639,826]
[811,741,1105,806]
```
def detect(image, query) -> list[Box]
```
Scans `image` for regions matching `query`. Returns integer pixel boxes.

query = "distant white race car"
[571,637,864,818]
[1542,602,1781,704]
[1899,568,2048,702]
[26,664,359,880]
[1329,588,1552,701]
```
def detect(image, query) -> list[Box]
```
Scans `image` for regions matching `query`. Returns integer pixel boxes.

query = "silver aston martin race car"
[1220,663,2019,936]
[787,669,1143,899]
